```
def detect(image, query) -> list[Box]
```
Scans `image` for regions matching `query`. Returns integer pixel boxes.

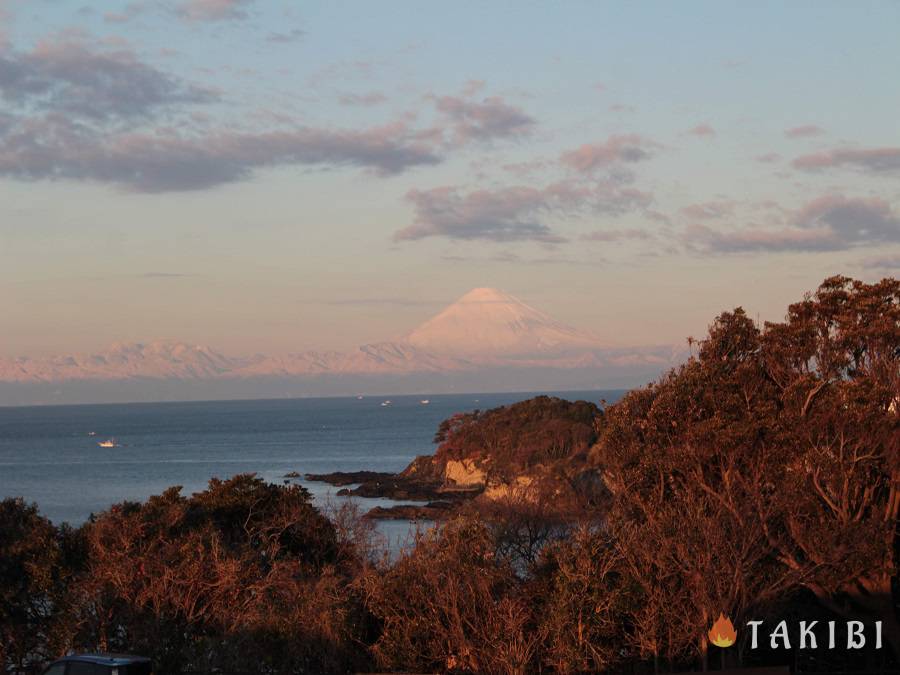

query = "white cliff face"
[402,287,605,357]
[443,458,487,488]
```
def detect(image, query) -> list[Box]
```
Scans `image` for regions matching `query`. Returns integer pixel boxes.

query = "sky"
[1,0,899,357]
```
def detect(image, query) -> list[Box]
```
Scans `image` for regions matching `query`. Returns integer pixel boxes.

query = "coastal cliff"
[310,395,607,518]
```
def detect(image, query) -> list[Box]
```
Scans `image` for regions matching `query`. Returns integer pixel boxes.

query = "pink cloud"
[784,124,825,138]
[687,123,715,137]
[432,94,535,144]
[0,116,441,191]
[679,201,736,220]
[394,180,652,244]
[0,31,215,120]
[792,147,900,173]
[178,0,253,21]
[103,3,148,24]
[793,194,899,234]
[685,194,900,253]
[560,135,657,172]
[685,223,839,252]
[396,185,568,243]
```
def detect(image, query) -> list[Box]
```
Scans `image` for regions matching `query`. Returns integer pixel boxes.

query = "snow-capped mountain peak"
[401,287,605,357]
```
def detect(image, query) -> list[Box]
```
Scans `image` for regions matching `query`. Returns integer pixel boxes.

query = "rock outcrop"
[305,395,608,519]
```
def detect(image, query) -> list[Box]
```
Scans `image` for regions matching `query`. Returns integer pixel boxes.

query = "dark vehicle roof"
[55,654,151,666]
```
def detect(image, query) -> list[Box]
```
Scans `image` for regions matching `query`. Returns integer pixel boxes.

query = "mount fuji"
[402,287,605,358]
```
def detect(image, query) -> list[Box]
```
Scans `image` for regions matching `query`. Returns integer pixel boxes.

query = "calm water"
[0,390,622,542]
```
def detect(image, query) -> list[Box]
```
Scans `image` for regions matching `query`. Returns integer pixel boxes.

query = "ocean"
[0,390,623,545]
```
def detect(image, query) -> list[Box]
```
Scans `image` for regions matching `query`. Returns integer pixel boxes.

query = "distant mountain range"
[0,288,687,405]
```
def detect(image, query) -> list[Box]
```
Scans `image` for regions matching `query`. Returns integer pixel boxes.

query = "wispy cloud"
[679,200,735,220]
[0,53,542,191]
[685,223,839,253]
[267,28,305,44]
[103,3,150,24]
[784,124,824,138]
[792,146,900,173]
[794,194,900,242]
[337,91,387,106]
[0,31,215,121]
[394,179,652,244]
[178,0,254,21]
[560,135,657,173]
[0,117,441,191]
[685,195,900,253]
[431,92,535,144]
[686,123,715,137]
[396,186,568,244]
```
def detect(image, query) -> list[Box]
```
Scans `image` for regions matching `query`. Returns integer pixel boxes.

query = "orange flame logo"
[708,613,737,648]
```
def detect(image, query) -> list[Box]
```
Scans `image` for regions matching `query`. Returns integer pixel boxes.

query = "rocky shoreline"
[300,397,604,520]
[304,470,480,519]
[363,501,457,520]
[304,470,395,486]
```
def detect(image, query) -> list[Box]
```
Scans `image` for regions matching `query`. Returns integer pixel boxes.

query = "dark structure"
[40,654,151,675]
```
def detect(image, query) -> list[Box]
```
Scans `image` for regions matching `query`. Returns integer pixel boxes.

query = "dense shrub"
[0,499,78,673]
[70,475,367,674]
[532,528,629,673]
[362,518,540,675]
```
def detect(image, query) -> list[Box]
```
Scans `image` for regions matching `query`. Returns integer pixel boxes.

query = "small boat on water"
[97,439,118,448]
[380,400,392,406]
[420,399,430,405]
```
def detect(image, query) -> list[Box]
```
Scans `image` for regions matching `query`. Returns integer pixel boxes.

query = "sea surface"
[0,390,623,546]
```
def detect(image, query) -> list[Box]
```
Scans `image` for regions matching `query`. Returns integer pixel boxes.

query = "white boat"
[420,399,430,405]
[97,439,117,448]
[380,400,392,406]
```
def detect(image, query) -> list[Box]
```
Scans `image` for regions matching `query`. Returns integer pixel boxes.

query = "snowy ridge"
[0,289,682,385]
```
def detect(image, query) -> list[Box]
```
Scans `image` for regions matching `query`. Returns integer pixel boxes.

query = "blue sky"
[2,0,899,356]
